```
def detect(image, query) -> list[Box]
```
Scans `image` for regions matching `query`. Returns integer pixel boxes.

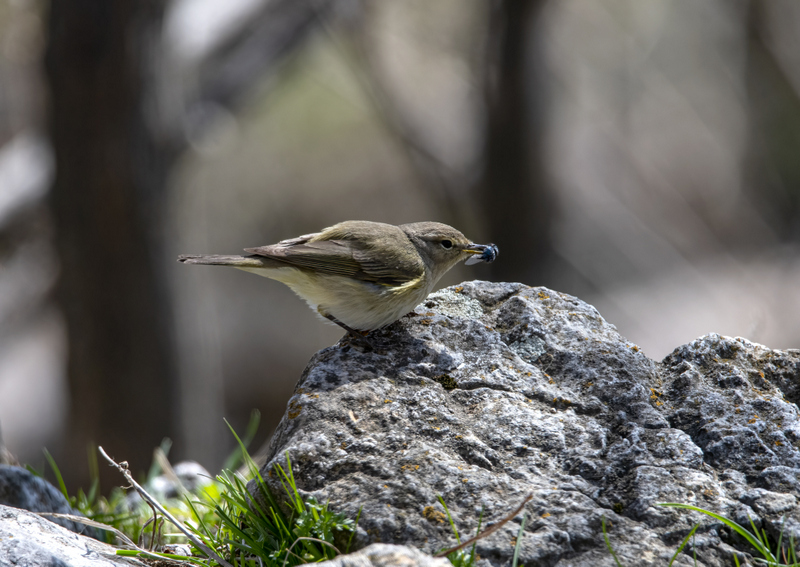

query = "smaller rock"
[146,461,212,499]
[309,543,452,567]
[0,464,103,540]
[0,504,143,566]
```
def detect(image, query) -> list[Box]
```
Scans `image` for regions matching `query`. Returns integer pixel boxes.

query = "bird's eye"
[440,239,453,249]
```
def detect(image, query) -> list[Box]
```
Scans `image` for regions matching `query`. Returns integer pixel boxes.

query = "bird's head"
[401,222,498,284]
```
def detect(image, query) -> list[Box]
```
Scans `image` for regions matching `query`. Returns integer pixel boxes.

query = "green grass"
[436,495,483,567]
[186,420,358,566]
[602,504,799,566]
[37,412,358,566]
[660,503,798,566]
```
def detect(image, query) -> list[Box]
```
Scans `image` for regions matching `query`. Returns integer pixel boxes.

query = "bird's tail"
[178,254,281,269]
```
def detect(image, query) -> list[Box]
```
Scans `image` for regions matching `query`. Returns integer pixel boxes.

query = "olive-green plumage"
[178,220,497,332]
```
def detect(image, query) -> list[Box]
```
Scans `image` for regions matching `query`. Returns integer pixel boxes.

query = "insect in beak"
[464,243,499,265]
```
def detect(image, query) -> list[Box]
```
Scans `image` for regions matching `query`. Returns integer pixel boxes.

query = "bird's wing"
[245,235,424,287]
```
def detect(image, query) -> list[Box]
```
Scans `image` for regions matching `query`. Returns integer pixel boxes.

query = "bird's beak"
[463,243,499,265]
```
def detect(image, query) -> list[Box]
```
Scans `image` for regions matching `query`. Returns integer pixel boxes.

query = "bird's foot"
[322,313,379,352]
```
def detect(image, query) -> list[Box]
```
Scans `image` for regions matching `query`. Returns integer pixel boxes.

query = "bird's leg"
[321,312,366,337]
[321,312,375,349]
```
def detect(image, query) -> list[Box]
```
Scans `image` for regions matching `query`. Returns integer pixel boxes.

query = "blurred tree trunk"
[480,0,553,285]
[44,0,177,489]
[743,1,800,243]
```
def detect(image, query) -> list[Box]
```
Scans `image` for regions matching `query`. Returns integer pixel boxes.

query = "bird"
[178,220,498,336]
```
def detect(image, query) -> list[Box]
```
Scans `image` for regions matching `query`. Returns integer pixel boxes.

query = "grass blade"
[658,503,776,561]
[437,496,461,544]
[469,507,484,567]
[511,513,526,567]
[668,523,699,567]
[602,517,624,567]
[346,508,363,554]
[223,410,261,471]
[43,449,69,501]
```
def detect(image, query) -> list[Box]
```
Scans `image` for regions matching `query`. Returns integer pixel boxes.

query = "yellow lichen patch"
[462,478,469,483]
[419,318,432,326]
[401,464,420,471]
[541,512,551,518]
[748,415,759,424]
[454,286,464,293]
[287,401,302,419]
[384,399,392,403]
[537,291,549,300]
[630,345,640,352]
[650,388,663,406]
[775,440,783,446]
[423,506,446,524]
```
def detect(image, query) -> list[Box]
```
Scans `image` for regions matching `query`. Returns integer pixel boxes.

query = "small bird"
[178,220,497,334]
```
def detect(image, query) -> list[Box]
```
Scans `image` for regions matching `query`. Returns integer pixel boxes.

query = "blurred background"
[1,0,799,490]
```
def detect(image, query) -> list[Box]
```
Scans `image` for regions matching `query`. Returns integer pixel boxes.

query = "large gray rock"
[0,504,143,566]
[259,282,800,566]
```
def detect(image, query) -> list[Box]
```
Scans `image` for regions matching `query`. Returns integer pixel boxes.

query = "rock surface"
[260,282,800,567]
[311,543,452,567]
[0,503,143,566]
[0,464,103,540]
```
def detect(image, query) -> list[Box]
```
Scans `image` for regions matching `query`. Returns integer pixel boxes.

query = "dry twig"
[98,446,233,567]
[434,493,533,558]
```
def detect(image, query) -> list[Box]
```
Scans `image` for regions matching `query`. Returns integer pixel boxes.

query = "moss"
[433,374,458,391]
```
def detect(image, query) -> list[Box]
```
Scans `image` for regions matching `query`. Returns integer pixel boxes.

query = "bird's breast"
[237,265,430,330]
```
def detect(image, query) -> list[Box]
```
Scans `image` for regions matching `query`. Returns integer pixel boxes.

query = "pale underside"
[237,266,431,331]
